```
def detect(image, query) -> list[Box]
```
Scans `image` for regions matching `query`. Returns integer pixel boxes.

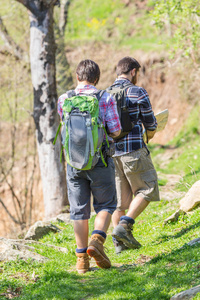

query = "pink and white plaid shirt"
[57,84,121,138]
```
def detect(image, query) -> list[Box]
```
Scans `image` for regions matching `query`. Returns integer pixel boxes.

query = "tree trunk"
[27,2,68,218]
[55,0,74,96]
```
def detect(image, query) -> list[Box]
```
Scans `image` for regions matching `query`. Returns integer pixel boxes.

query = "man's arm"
[57,93,67,119]
[138,88,157,138]
[109,129,121,138]
[104,92,122,138]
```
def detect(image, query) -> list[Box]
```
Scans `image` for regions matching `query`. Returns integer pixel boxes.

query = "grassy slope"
[63,0,166,52]
[0,205,199,299]
[1,115,200,299]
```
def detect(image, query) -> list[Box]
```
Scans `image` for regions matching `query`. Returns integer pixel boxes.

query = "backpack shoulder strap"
[94,89,106,101]
[107,82,133,109]
[65,90,76,98]
[107,82,133,92]
[87,89,106,101]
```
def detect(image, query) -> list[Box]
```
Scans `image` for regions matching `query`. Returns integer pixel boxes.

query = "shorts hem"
[95,208,115,215]
[136,192,160,202]
[70,215,90,221]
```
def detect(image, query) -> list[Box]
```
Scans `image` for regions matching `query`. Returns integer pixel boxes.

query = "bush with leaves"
[151,0,200,63]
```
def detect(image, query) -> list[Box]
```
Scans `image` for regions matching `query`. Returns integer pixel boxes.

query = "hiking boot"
[112,221,142,249]
[87,234,111,269]
[76,252,90,274]
[113,238,128,255]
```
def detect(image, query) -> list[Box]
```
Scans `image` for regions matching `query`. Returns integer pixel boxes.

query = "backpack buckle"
[86,118,91,127]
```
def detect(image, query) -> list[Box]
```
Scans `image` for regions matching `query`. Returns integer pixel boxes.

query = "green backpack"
[54,90,109,170]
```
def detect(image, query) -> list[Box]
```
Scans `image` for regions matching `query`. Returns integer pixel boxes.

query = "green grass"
[61,0,167,52]
[0,200,200,299]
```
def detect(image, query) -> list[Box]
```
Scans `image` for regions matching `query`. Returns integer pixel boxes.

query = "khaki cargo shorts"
[113,147,160,211]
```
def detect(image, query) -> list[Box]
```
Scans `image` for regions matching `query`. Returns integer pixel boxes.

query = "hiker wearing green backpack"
[107,56,160,254]
[57,59,121,273]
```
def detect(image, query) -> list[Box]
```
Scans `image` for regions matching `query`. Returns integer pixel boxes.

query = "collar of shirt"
[75,84,97,93]
[114,77,132,85]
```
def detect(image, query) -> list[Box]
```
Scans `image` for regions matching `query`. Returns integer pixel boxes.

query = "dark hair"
[116,57,141,76]
[76,59,100,85]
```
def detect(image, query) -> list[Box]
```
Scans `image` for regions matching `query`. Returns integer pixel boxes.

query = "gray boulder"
[0,238,48,262]
[163,209,185,224]
[187,237,200,246]
[179,180,200,212]
[164,181,200,224]
[49,213,72,224]
[170,285,200,299]
[24,221,61,240]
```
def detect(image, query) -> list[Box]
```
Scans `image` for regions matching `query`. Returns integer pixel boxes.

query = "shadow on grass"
[2,243,199,300]
[155,220,200,244]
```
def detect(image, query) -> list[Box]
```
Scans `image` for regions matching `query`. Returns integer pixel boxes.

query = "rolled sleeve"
[138,88,157,130]
[105,93,121,133]
[57,93,68,119]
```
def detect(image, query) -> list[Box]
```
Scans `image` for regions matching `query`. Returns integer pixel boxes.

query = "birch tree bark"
[16,0,68,218]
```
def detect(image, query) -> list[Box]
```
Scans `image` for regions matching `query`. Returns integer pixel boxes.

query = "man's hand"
[146,129,157,143]
[109,129,121,139]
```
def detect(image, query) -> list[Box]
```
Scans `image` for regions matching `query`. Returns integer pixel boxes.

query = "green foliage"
[0,0,31,123]
[151,0,200,60]
[0,0,29,48]
[0,56,32,123]
[65,0,123,41]
[64,0,165,51]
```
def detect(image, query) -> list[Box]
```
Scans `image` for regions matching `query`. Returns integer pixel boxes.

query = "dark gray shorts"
[67,157,117,220]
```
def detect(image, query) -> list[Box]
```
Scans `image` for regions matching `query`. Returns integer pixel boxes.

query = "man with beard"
[110,57,160,254]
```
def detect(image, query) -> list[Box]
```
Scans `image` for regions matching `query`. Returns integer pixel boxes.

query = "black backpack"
[107,82,134,140]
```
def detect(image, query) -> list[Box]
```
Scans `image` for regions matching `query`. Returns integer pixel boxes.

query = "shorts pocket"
[124,152,142,172]
[141,169,157,189]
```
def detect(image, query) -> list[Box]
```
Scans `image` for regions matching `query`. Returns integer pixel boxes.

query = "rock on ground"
[49,213,72,224]
[187,238,200,246]
[170,285,200,299]
[24,221,61,240]
[179,180,200,212]
[0,238,48,262]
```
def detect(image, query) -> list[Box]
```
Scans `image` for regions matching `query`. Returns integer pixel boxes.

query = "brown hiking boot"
[75,252,90,274]
[87,234,111,269]
[112,221,142,249]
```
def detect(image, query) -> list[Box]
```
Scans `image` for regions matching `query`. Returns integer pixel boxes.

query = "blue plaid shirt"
[113,78,157,156]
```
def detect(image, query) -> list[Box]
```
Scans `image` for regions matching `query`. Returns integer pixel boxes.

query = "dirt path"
[159,173,185,202]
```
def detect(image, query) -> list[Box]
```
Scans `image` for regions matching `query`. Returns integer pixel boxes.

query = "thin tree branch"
[0,198,21,225]
[0,158,14,184]
[59,0,70,35]
[0,16,24,60]
[15,0,42,17]
[15,0,59,17]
